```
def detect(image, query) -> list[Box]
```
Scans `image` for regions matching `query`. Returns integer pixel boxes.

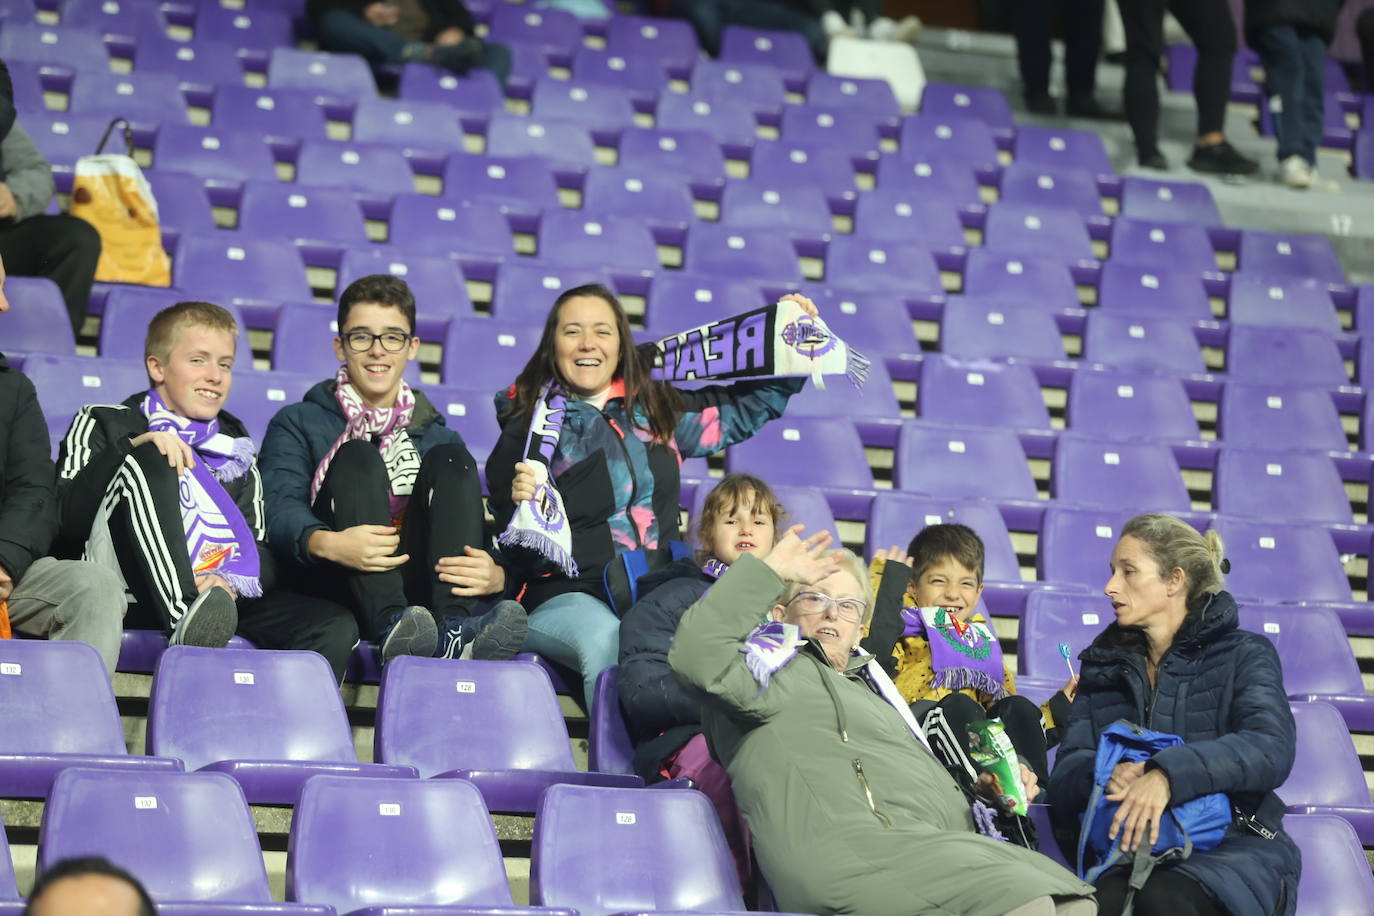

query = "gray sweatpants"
[9,557,126,678]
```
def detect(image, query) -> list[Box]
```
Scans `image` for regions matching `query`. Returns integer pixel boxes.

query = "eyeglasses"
[787,590,868,623]
[340,331,413,353]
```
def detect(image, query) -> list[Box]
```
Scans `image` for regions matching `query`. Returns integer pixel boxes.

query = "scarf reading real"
[141,391,261,598]
[901,606,1008,701]
[309,367,417,519]
[498,301,871,576]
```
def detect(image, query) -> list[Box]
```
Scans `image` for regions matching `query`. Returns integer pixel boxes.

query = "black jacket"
[0,355,57,584]
[306,0,475,40]
[1245,0,1344,44]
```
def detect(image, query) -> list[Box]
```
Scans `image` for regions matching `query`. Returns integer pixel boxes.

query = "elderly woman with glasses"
[669,526,1096,916]
[259,274,528,666]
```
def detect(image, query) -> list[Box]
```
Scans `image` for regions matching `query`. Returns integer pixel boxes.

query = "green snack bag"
[967,718,1029,816]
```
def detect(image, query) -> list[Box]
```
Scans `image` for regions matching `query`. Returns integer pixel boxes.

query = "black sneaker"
[170,585,238,648]
[1187,141,1259,176]
[1138,149,1169,170]
[1065,95,1121,120]
[1024,92,1057,116]
[379,606,439,665]
[437,600,529,660]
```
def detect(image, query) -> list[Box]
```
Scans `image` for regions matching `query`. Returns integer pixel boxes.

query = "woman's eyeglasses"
[787,590,867,623]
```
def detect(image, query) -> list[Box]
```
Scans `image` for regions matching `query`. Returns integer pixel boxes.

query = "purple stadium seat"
[1037,505,1136,591]
[1051,433,1190,511]
[485,3,582,63]
[112,630,256,677]
[0,277,75,355]
[582,167,695,245]
[850,191,966,252]
[209,85,329,158]
[1218,383,1346,451]
[604,15,700,79]
[723,416,873,517]
[1354,130,1374,182]
[21,111,113,191]
[0,0,34,25]
[1066,369,1199,441]
[618,127,727,195]
[136,38,246,107]
[1020,590,1112,679]
[1238,604,1365,700]
[873,155,983,207]
[484,112,598,177]
[1214,449,1352,525]
[101,288,252,366]
[0,640,182,799]
[67,71,190,140]
[0,24,110,71]
[441,317,542,389]
[1226,325,1347,386]
[0,814,17,904]
[440,152,559,229]
[238,180,370,267]
[386,195,513,278]
[488,261,610,324]
[336,249,474,334]
[39,768,332,916]
[894,422,1039,504]
[295,140,416,201]
[268,47,376,110]
[1081,312,1207,375]
[941,297,1068,363]
[419,385,502,461]
[683,224,802,286]
[784,359,901,441]
[350,96,465,172]
[62,0,168,56]
[588,666,635,777]
[531,783,796,916]
[823,237,942,297]
[396,64,504,133]
[153,124,278,187]
[1280,702,1374,846]
[719,25,814,91]
[898,113,999,171]
[1108,216,1216,275]
[1095,261,1212,322]
[288,775,574,916]
[688,480,842,549]
[498,39,553,101]
[779,103,882,163]
[1012,124,1113,174]
[747,139,859,210]
[533,77,639,144]
[1237,229,1345,283]
[271,301,423,385]
[26,355,149,448]
[689,58,786,123]
[570,46,669,110]
[998,163,1103,219]
[1227,274,1341,334]
[144,169,218,242]
[983,203,1094,265]
[1285,814,1374,916]
[917,355,1051,434]
[719,179,833,254]
[374,657,641,813]
[919,82,1013,134]
[641,273,764,336]
[7,59,46,113]
[227,370,316,443]
[807,72,901,130]
[198,5,295,53]
[147,646,416,806]
[656,91,757,157]
[1209,517,1352,605]
[173,231,311,309]
[795,289,921,376]
[1118,176,1222,227]
[535,210,660,277]
[961,250,1078,312]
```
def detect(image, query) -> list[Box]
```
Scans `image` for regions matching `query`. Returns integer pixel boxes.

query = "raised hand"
[779,292,819,317]
[763,525,839,585]
[872,545,913,567]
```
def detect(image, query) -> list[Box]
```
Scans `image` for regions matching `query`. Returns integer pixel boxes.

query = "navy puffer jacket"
[1047,591,1300,916]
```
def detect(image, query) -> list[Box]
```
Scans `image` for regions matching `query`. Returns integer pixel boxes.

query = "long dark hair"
[504,284,682,442]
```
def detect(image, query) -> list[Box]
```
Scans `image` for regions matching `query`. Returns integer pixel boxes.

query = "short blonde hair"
[780,548,872,624]
[1122,513,1226,612]
[144,301,238,364]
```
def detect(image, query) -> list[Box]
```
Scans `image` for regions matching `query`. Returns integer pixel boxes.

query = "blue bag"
[1076,720,1232,905]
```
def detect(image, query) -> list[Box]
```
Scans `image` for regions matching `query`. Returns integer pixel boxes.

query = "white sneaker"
[1280,154,1313,189]
[821,10,853,38]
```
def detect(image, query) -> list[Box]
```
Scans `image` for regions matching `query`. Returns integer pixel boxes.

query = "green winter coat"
[668,555,1094,916]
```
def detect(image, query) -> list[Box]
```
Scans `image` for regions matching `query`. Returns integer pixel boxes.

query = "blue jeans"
[316,10,512,86]
[1255,24,1326,164]
[522,590,620,710]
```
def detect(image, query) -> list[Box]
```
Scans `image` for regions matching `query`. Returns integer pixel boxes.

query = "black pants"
[0,214,101,330]
[1117,0,1237,156]
[914,692,1052,793]
[1357,8,1374,92]
[99,443,357,677]
[308,440,489,641]
[1014,0,1106,100]
[1093,866,1222,916]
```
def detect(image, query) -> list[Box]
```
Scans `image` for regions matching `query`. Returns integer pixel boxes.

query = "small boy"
[866,523,1076,792]
[55,302,359,677]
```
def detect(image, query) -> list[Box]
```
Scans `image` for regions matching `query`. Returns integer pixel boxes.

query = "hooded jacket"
[0,355,57,585]
[1047,591,1300,916]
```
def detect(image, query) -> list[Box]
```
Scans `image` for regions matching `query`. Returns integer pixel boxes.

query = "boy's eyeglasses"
[787,591,867,623]
[340,331,412,353]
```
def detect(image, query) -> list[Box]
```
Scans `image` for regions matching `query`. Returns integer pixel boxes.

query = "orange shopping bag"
[70,118,171,286]
[0,600,10,639]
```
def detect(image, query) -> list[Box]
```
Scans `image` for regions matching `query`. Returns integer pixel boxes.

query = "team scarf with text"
[902,605,1008,701]
[309,367,418,519]
[498,300,870,576]
[141,390,261,597]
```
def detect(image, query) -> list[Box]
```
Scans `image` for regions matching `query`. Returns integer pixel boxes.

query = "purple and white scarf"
[141,391,261,598]
[498,380,577,576]
[309,367,417,520]
[901,606,1008,701]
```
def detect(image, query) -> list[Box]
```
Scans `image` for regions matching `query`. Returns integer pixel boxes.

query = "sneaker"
[1138,149,1169,170]
[1187,140,1259,176]
[379,605,439,665]
[437,600,529,661]
[169,585,238,648]
[1024,93,1057,116]
[1280,154,1314,189]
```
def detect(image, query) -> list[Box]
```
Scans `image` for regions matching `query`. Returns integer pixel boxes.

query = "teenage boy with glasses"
[259,274,527,664]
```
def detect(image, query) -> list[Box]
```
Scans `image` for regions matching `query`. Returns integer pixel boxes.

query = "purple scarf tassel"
[971,800,1008,841]
[741,620,803,693]
[929,666,1009,702]
[216,436,256,483]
